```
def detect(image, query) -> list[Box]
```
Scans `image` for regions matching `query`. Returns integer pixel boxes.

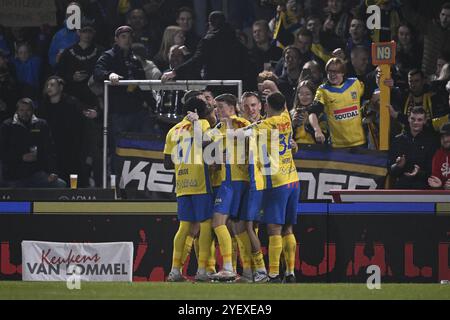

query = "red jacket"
[431,148,450,186]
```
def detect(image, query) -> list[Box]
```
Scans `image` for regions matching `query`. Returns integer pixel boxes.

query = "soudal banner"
[22,241,133,282]
[116,133,388,200]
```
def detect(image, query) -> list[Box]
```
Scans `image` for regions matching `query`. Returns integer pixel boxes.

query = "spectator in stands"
[13,42,42,100]
[278,46,303,109]
[422,2,450,77]
[344,17,371,60]
[304,15,333,65]
[126,8,159,59]
[161,11,254,91]
[428,122,450,189]
[389,106,439,189]
[0,98,66,188]
[299,60,324,88]
[275,28,316,76]
[176,7,200,53]
[324,0,352,42]
[249,20,282,73]
[0,26,11,57]
[141,0,186,32]
[0,50,19,123]
[319,14,344,53]
[394,22,423,89]
[391,69,448,132]
[132,43,162,80]
[154,26,187,72]
[308,57,366,149]
[347,45,371,79]
[94,25,157,172]
[365,66,403,146]
[291,80,327,144]
[431,56,450,105]
[48,2,80,67]
[39,76,95,187]
[57,20,103,107]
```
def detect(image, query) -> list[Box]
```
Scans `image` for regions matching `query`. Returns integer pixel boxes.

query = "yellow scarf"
[118,0,130,14]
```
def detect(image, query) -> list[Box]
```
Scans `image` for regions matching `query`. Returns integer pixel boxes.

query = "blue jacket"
[13,56,42,88]
[48,24,79,67]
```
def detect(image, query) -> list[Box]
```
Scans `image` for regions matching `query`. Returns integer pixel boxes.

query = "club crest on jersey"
[351,91,357,100]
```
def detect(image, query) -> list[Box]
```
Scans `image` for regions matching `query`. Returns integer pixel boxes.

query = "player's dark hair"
[267,92,286,111]
[215,93,237,107]
[182,97,208,118]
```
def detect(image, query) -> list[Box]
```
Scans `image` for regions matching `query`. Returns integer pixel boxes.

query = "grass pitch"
[1,281,450,300]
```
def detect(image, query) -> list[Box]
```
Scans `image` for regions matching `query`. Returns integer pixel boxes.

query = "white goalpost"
[102,80,243,188]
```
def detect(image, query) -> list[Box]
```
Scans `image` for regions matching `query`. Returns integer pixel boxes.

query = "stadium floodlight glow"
[102,80,243,188]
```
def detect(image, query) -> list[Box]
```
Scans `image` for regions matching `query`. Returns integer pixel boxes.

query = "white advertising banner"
[22,241,133,282]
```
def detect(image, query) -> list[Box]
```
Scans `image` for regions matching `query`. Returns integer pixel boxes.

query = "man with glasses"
[308,57,366,148]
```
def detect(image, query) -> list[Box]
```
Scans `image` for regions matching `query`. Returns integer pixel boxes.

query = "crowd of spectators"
[0,0,449,190]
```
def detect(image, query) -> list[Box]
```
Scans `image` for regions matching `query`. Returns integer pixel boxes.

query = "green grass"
[1,282,450,300]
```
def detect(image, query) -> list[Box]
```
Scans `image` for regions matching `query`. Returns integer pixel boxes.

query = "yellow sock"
[198,219,213,270]
[172,221,191,270]
[214,225,233,271]
[193,237,200,262]
[255,227,259,236]
[207,240,217,273]
[235,231,252,271]
[252,251,266,272]
[283,234,297,275]
[232,236,238,272]
[181,235,194,266]
[268,235,282,276]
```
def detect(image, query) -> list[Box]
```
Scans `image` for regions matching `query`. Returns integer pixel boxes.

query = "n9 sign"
[371,41,396,65]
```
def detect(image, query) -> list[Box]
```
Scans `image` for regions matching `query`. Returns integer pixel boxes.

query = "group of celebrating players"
[163,87,300,283]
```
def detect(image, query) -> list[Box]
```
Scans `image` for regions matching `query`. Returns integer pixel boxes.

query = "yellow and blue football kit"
[213,115,251,218]
[164,118,213,222]
[311,77,366,148]
[246,110,300,225]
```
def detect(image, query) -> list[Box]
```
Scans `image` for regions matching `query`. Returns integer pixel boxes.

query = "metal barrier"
[102,80,242,188]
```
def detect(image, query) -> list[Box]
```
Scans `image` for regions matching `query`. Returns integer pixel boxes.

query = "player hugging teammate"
[163,89,300,283]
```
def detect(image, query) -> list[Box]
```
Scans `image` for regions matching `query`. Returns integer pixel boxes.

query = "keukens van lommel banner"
[116,133,388,200]
[22,241,133,282]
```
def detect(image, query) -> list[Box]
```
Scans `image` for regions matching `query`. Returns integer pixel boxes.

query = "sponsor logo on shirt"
[333,105,359,121]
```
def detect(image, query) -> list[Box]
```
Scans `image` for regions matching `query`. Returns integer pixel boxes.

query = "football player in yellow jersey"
[163,97,214,282]
[240,92,269,282]
[179,94,220,281]
[207,93,254,282]
[246,92,300,283]
[309,57,366,148]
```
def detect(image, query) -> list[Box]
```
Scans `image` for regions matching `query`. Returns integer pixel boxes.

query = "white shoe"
[235,274,253,283]
[166,271,186,282]
[210,270,237,282]
[253,271,269,283]
[195,272,211,282]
